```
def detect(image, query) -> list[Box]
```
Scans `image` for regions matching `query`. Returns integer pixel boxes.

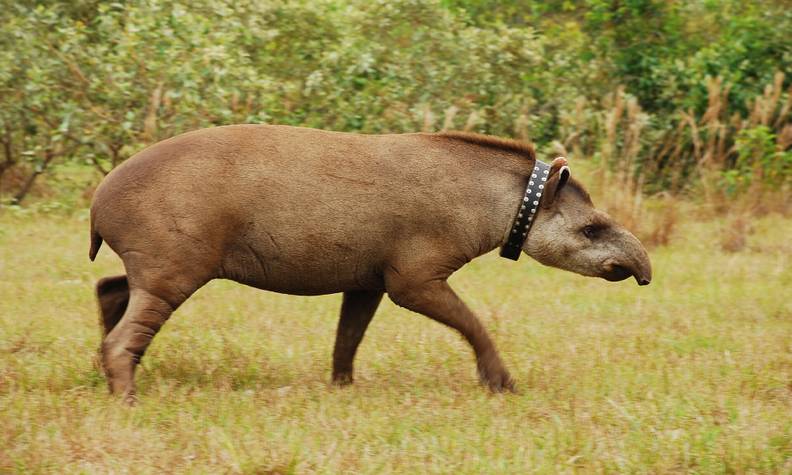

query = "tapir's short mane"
[437,131,536,162]
[438,131,592,204]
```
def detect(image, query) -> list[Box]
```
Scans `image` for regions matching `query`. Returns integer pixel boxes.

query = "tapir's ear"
[541,157,571,208]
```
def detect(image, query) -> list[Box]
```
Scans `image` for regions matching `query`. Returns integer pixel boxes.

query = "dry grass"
[720,214,752,253]
[1,199,791,473]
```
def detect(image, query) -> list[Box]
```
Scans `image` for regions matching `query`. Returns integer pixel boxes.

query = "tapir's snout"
[635,268,652,286]
[634,269,651,286]
[602,230,652,286]
[631,240,652,286]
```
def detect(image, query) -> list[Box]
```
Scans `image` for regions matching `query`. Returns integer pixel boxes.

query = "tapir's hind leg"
[332,290,383,385]
[101,258,211,405]
[96,275,130,337]
[102,286,187,405]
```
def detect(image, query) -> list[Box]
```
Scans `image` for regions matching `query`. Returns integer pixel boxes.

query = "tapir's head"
[523,158,652,285]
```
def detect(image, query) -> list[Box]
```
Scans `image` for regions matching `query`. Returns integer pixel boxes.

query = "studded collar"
[499,160,551,261]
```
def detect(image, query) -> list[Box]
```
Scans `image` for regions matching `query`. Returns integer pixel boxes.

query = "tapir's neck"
[477,169,531,258]
[437,139,534,261]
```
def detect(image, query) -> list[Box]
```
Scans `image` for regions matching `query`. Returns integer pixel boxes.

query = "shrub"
[1,0,789,206]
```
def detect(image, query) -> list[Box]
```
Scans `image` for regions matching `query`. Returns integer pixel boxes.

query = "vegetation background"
[0,0,790,473]
[1,0,791,207]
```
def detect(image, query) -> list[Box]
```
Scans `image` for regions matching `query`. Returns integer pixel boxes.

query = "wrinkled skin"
[89,125,651,404]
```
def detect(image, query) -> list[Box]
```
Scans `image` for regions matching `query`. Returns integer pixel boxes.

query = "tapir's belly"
[219,225,389,296]
[227,258,385,295]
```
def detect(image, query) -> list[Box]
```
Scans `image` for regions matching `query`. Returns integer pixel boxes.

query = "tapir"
[89,125,652,403]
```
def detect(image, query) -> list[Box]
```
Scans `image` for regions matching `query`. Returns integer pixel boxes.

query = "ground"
[0,210,790,473]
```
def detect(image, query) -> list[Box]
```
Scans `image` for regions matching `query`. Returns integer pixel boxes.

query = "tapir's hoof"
[486,378,516,393]
[331,372,354,387]
[480,370,516,393]
[477,357,516,393]
[121,392,138,407]
[106,377,138,406]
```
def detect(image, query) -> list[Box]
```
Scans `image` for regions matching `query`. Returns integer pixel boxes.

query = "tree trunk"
[89,154,110,176]
[12,150,55,205]
[110,143,121,169]
[0,130,16,201]
[0,161,11,200]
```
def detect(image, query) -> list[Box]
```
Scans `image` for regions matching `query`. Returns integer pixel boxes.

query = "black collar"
[500,160,551,260]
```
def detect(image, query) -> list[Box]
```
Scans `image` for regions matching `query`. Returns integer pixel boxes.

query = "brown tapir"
[89,124,651,403]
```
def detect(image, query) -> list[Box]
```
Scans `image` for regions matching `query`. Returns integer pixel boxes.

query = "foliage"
[727,126,792,193]
[0,0,790,206]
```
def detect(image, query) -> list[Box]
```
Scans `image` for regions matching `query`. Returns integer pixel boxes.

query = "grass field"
[1,208,790,473]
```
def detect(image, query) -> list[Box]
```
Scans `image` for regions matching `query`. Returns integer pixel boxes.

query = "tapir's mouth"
[601,261,651,285]
[602,264,632,282]
[602,264,651,285]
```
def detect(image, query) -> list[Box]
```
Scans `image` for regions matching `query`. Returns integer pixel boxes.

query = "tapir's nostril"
[638,277,651,286]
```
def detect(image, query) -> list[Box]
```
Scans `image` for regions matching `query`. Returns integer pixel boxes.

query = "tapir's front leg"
[332,290,384,385]
[384,271,515,392]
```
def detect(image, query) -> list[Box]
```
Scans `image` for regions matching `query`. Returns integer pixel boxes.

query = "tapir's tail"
[89,219,103,261]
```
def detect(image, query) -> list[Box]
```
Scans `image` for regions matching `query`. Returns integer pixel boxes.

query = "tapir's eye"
[582,225,598,239]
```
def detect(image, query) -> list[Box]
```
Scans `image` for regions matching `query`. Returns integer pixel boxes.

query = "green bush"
[724,126,792,194]
[0,0,789,205]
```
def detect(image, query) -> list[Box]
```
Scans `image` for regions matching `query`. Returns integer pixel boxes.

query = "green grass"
[1,209,790,473]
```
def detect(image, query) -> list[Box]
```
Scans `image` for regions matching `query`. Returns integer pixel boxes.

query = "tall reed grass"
[551,72,791,249]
